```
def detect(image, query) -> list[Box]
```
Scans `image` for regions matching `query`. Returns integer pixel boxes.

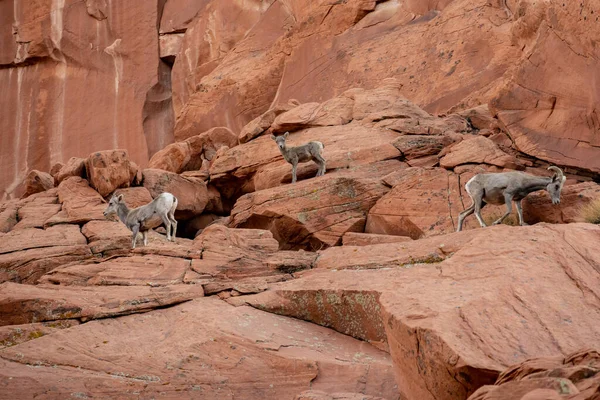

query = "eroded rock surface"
[241,224,600,400]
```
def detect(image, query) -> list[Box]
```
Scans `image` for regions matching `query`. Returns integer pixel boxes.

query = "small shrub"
[578,198,600,224]
[482,212,519,226]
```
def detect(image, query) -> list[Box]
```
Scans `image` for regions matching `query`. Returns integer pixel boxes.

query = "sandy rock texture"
[1,1,600,399]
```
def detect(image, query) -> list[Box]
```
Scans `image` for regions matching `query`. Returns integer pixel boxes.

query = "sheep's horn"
[547,166,564,179]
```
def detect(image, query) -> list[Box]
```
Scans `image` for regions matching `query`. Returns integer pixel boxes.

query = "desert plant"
[482,212,519,227]
[578,198,600,224]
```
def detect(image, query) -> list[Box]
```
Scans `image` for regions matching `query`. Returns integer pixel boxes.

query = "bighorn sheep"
[103,192,178,248]
[271,132,326,183]
[456,166,566,232]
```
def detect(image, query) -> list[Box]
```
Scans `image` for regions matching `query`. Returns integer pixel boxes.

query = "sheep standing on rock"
[103,192,178,248]
[456,166,567,232]
[271,132,326,183]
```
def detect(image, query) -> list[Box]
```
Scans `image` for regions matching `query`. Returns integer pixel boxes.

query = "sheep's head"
[547,166,566,205]
[271,132,289,151]
[103,194,124,218]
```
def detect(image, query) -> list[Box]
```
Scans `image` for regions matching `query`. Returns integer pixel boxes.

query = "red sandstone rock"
[490,1,600,173]
[239,103,296,143]
[12,194,61,230]
[81,220,131,254]
[45,177,106,226]
[42,255,192,287]
[0,320,79,349]
[0,1,169,199]
[457,105,500,132]
[0,201,18,233]
[0,298,397,398]
[229,161,400,249]
[55,157,87,184]
[142,169,208,218]
[21,170,54,198]
[159,0,211,34]
[189,224,315,280]
[148,126,237,173]
[522,182,600,225]
[85,150,132,197]
[295,391,386,400]
[393,134,456,162]
[0,282,204,326]
[439,136,522,170]
[342,232,413,247]
[468,349,600,400]
[211,124,403,196]
[242,223,600,400]
[366,167,465,239]
[0,225,91,284]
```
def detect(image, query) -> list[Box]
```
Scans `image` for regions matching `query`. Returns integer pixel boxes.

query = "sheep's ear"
[283,132,289,138]
[270,135,276,141]
[562,176,567,184]
[117,194,124,202]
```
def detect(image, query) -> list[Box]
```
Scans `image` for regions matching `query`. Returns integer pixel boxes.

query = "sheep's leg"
[168,212,177,241]
[142,230,148,246]
[474,197,487,228]
[515,200,528,226]
[457,204,475,232]
[314,154,326,177]
[291,161,298,183]
[160,214,171,241]
[131,225,140,249]
[493,195,513,225]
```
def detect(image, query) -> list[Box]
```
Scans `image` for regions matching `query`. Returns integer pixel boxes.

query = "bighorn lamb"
[271,132,326,183]
[103,192,178,248]
[456,166,566,232]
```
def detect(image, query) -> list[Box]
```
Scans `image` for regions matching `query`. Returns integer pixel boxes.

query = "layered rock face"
[2,1,600,399]
[3,0,600,198]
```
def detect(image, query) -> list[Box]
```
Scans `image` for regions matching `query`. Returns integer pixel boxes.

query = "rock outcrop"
[240,223,600,400]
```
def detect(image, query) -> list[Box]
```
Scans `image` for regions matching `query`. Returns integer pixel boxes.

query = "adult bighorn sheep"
[456,166,566,232]
[271,132,326,183]
[103,192,178,248]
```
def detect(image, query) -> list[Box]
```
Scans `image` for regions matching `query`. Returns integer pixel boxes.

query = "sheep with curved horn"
[456,166,566,232]
[103,192,178,248]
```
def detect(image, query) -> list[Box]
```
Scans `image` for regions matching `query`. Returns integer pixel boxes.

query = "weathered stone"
[229,161,399,250]
[85,150,132,197]
[0,298,397,398]
[21,170,54,198]
[243,223,600,400]
[55,157,87,184]
[142,169,208,218]
[439,136,522,170]
[45,177,105,226]
[0,282,204,326]
[342,232,413,247]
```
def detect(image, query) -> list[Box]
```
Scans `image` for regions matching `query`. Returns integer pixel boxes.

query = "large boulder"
[55,157,86,184]
[366,167,465,239]
[439,136,522,170]
[468,349,600,400]
[0,297,397,398]
[12,190,61,230]
[189,224,315,282]
[142,169,209,218]
[0,282,204,326]
[21,170,54,198]
[85,150,132,197]
[229,161,401,249]
[0,225,91,284]
[242,223,600,400]
[148,127,237,173]
[45,177,106,227]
